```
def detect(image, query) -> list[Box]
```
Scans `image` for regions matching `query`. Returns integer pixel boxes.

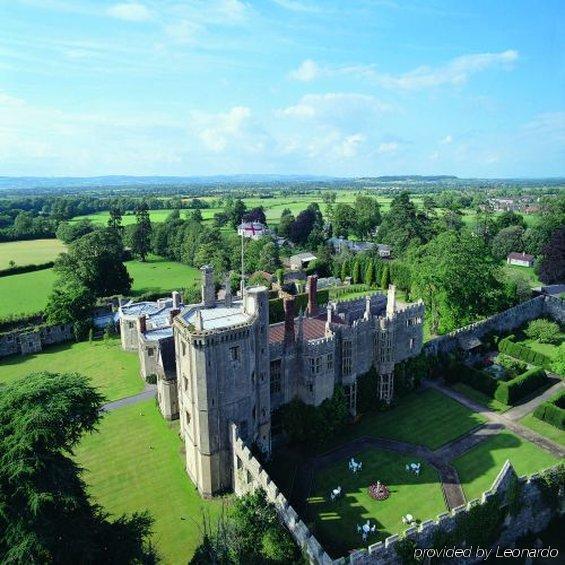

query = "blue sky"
[0,0,563,177]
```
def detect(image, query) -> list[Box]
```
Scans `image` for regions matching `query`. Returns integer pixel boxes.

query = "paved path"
[505,377,564,421]
[102,384,156,412]
[425,379,565,459]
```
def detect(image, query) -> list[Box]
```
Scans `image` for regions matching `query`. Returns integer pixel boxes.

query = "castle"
[119,265,425,497]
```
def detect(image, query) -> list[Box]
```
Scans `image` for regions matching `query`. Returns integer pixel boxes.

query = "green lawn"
[503,264,541,288]
[307,448,446,557]
[450,382,510,413]
[0,338,143,402]
[521,336,564,360]
[0,238,66,269]
[0,267,56,316]
[520,413,565,447]
[75,400,224,564]
[335,389,486,450]
[127,255,201,296]
[453,431,559,501]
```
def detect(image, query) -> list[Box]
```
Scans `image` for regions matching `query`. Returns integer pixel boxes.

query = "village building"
[328,237,391,258]
[507,252,535,267]
[289,251,317,270]
[237,221,270,240]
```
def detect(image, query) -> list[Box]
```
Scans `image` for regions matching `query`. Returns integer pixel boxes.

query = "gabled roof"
[507,252,534,262]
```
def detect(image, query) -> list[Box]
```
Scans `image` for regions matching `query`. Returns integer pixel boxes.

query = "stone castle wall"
[0,322,73,358]
[423,295,564,358]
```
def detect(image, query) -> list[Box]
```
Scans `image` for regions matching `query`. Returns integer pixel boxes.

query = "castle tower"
[201,265,216,308]
[174,285,270,497]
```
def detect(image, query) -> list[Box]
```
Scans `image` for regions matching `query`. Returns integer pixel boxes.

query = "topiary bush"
[533,390,565,430]
[524,319,561,344]
[499,335,552,369]
[494,366,547,405]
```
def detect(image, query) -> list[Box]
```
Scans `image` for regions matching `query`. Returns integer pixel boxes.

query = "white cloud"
[273,0,321,12]
[441,134,453,144]
[377,141,398,154]
[289,50,519,90]
[106,3,152,22]
[340,133,366,158]
[192,106,254,152]
[165,20,201,44]
[288,59,320,82]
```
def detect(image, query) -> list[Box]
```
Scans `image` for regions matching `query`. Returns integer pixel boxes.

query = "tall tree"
[107,206,123,232]
[352,195,381,239]
[55,229,132,297]
[364,259,374,286]
[131,202,152,262]
[539,227,565,285]
[352,259,361,284]
[0,372,155,563]
[277,208,295,239]
[331,203,355,238]
[490,225,525,261]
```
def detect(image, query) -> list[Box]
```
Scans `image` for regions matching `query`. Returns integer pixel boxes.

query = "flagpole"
[240,228,245,298]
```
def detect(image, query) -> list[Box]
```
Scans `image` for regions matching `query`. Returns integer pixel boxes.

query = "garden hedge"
[494,366,547,405]
[499,335,552,369]
[0,261,54,278]
[533,390,565,430]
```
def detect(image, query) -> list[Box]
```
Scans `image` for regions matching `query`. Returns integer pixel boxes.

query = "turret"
[201,265,216,308]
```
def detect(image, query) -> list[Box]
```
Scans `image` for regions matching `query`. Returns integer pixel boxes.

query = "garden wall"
[424,296,564,358]
[0,322,73,358]
[349,461,562,565]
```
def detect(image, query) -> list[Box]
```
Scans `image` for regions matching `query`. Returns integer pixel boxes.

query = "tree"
[331,203,355,238]
[225,198,247,229]
[131,202,152,261]
[364,259,374,286]
[277,208,295,239]
[491,225,525,262]
[289,208,317,245]
[381,264,390,290]
[352,195,381,239]
[378,192,432,255]
[340,259,349,281]
[0,372,155,563]
[242,207,267,224]
[496,210,526,231]
[524,319,560,344]
[54,229,132,297]
[189,208,203,223]
[410,231,505,334]
[539,227,565,285]
[352,259,361,284]
[56,219,96,244]
[257,240,281,273]
[107,206,123,232]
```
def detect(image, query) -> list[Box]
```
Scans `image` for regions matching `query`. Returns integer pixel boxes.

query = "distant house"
[328,237,391,258]
[507,252,535,268]
[237,221,269,240]
[289,251,317,270]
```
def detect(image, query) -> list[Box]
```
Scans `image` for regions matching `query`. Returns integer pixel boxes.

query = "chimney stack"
[201,265,216,308]
[169,309,180,325]
[137,314,147,334]
[364,294,371,320]
[306,274,318,316]
[172,291,181,309]
[283,294,296,348]
[386,284,396,318]
[224,276,233,308]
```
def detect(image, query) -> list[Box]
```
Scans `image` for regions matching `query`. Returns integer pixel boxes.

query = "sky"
[0,0,563,178]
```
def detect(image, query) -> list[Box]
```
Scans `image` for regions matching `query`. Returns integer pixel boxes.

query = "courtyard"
[0,337,143,402]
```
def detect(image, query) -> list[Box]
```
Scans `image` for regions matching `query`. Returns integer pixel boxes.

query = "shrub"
[533,391,565,430]
[0,261,54,278]
[494,354,527,378]
[524,319,561,344]
[145,374,157,385]
[499,335,552,369]
[550,343,565,376]
[494,366,547,405]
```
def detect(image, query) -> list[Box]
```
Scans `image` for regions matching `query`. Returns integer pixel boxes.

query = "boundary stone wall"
[423,296,564,358]
[231,423,562,565]
[0,322,73,358]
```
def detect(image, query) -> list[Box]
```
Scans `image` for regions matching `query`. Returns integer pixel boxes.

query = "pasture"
[75,400,224,564]
[0,238,66,268]
[0,337,143,402]
[0,268,56,316]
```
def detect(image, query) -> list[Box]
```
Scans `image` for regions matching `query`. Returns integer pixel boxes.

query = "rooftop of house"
[181,302,252,331]
[268,311,344,344]
[507,252,535,262]
[290,251,317,262]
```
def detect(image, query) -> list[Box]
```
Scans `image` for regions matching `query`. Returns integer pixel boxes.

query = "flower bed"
[368,482,390,500]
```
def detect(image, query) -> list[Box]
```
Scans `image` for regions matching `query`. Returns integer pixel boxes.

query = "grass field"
[450,383,510,413]
[307,448,446,557]
[334,389,486,451]
[521,335,564,360]
[0,256,200,317]
[75,400,224,564]
[503,264,541,288]
[520,413,565,447]
[127,255,201,296]
[453,431,559,501]
[0,267,56,316]
[0,238,66,269]
[0,338,143,401]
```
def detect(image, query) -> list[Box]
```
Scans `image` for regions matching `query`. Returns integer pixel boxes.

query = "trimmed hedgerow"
[494,366,547,405]
[0,261,54,278]
[533,390,565,430]
[499,335,552,369]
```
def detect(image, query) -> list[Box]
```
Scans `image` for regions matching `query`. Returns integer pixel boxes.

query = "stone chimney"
[169,309,180,325]
[306,274,318,316]
[283,295,296,348]
[195,309,203,331]
[296,309,304,343]
[326,302,332,327]
[364,294,371,320]
[137,314,147,334]
[224,276,233,308]
[386,284,396,318]
[172,291,181,309]
[201,265,216,308]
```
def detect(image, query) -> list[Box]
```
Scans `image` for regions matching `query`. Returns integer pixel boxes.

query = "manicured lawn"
[453,431,559,501]
[520,413,565,447]
[75,400,224,564]
[503,264,541,288]
[0,338,143,401]
[335,389,486,450]
[0,238,66,268]
[307,448,446,557]
[127,255,200,296]
[521,336,564,360]
[0,267,56,316]
[451,382,510,413]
